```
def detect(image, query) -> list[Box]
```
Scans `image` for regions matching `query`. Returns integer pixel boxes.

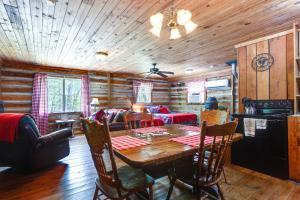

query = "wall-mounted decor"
[252,53,274,72]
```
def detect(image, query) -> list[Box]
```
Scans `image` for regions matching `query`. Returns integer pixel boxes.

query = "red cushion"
[158,106,169,114]
[95,109,106,123]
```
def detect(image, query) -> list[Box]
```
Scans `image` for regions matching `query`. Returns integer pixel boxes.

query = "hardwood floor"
[1,136,300,200]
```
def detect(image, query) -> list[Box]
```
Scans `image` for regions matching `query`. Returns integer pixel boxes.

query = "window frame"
[136,83,153,104]
[186,81,206,105]
[47,76,82,114]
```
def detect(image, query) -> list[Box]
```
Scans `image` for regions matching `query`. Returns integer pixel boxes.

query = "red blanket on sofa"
[0,113,24,143]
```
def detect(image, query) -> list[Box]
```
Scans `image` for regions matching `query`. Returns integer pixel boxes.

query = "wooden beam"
[235,29,293,48]
[168,69,231,82]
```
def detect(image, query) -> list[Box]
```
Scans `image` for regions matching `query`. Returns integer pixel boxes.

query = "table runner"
[132,127,167,134]
[111,136,150,150]
[170,134,220,147]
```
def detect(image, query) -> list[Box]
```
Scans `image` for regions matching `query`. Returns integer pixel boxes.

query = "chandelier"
[149,8,197,40]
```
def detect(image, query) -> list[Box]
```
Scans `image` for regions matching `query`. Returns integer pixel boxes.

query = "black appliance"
[231,99,293,179]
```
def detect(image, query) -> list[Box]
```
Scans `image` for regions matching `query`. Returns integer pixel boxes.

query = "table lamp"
[90,98,99,113]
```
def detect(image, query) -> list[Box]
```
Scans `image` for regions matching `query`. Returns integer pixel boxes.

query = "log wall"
[0,61,170,134]
[169,72,235,123]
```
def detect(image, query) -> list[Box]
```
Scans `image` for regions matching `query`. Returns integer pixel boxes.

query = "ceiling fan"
[141,63,175,78]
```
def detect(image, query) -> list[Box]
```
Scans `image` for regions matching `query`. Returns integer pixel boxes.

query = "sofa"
[0,114,72,171]
[89,108,128,131]
[90,108,165,131]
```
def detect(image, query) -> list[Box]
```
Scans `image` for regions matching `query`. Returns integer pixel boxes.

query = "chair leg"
[222,168,229,184]
[93,185,99,200]
[149,185,154,200]
[166,176,176,200]
[216,183,225,200]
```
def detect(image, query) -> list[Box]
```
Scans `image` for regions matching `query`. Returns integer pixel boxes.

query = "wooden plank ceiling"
[0,0,300,78]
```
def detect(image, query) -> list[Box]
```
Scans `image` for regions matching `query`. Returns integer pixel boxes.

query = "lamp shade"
[184,20,197,34]
[177,9,192,25]
[150,13,164,27]
[149,26,161,37]
[170,27,181,40]
[90,98,99,105]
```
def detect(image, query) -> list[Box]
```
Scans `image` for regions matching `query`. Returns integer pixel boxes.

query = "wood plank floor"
[1,136,300,200]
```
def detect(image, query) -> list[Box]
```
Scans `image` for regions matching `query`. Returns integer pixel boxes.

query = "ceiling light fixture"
[185,68,194,75]
[149,7,197,40]
[95,51,109,60]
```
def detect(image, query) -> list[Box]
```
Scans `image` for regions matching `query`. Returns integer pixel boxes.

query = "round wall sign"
[251,53,274,72]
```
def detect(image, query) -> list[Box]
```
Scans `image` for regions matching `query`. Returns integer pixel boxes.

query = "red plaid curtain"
[81,75,90,117]
[31,73,48,135]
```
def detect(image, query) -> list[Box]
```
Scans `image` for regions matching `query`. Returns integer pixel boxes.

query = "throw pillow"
[108,112,116,123]
[113,111,124,123]
[95,109,106,123]
[150,106,158,113]
[115,111,125,122]
[158,106,170,114]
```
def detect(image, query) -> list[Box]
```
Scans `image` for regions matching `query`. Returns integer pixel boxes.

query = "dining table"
[110,124,243,199]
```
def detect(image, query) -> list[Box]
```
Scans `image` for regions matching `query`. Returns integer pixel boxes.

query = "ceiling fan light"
[149,26,161,37]
[150,13,164,27]
[170,27,181,40]
[95,51,108,60]
[184,20,198,34]
[177,9,192,25]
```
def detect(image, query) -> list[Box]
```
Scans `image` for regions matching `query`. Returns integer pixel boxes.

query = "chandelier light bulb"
[149,26,161,37]
[150,13,164,27]
[170,27,181,40]
[177,9,192,25]
[184,20,198,34]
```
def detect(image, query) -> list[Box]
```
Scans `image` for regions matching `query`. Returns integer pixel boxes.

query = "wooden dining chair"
[81,118,154,200]
[123,112,154,130]
[171,121,238,200]
[201,109,230,184]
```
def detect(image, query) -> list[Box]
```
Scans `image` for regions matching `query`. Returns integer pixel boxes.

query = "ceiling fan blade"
[158,71,174,75]
[157,72,168,78]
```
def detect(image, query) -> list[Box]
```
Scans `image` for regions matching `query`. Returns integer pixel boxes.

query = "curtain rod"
[45,72,82,79]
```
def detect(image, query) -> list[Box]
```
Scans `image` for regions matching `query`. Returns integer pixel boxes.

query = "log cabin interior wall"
[0,61,170,134]
[236,31,294,113]
[169,70,236,122]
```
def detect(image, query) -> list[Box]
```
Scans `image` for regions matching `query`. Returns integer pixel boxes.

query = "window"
[136,82,153,103]
[187,81,205,104]
[48,77,82,113]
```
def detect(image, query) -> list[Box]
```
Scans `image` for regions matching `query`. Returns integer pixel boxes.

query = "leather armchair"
[0,115,72,171]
